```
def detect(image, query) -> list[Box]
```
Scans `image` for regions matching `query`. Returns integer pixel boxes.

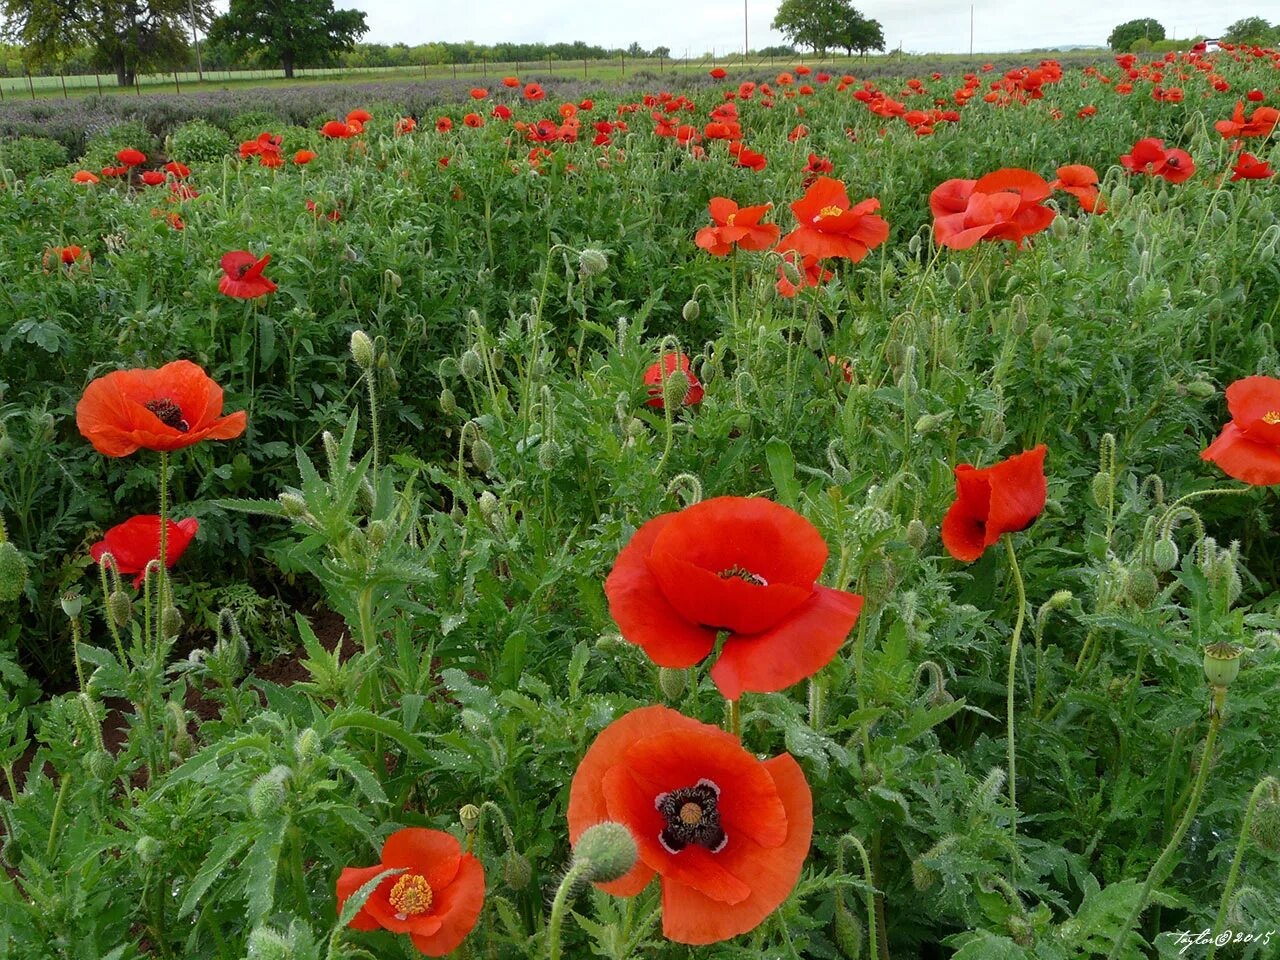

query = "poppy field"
[2,47,1280,960]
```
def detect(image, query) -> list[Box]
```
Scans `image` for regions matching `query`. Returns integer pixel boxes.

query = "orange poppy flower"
[218,251,277,299]
[942,446,1047,561]
[605,497,863,699]
[1202,377,1280,485]
[294,150,317,165]
[346,109,372,125]
[931,169,1055,249]
[141,171,165,186]
[163,160,190,178]
[502,76,520,88]
[695,199,779,256]
[709,67,727,79]
[76,360,247,457]
[90,515,198,587]
[337,828,485,957]
[776,176,889,264]
[396,117,417,134]
[321,120,356,138]
[1049,164,1104,213]
[72,170,100,184]
[435,117,453,133]
[463,113,484,128]
[470,87,488,99]
[643,353,704,409]
[567,705,812,944]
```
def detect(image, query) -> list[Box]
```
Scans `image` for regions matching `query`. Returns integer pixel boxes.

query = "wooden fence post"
[27,71,34,100]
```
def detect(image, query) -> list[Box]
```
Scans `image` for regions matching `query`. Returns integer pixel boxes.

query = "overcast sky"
[361,2,1266,55]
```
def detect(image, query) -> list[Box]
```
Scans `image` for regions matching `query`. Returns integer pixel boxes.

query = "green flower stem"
[837,834,882,960]
[98,555,127,666]
[45,769,71,858]
[1108,691,1224,960]
[1206,776,1275,960]
[728,698,742,740]
[157,449,169,616]
[1004,537,1027,868]
[365,367,380,487]
[547,860,592,960]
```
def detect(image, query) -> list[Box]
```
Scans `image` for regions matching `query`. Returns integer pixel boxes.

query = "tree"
[1107,18,1164,52]
[836,9,885,56]
[772,0,853,54]
[1221,16,1277,45]
[1,0,208,86]
[652,45,671,59]
[207,0,367,79]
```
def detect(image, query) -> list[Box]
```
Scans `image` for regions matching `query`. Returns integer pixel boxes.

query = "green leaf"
[243,817,287,921]
[328,747,388,805]
[328,709,432,764]
[334,866,404,929]
[178,828,253,918]
[893,698,967,745]
[765,437,799,507]
[567,641,590,699]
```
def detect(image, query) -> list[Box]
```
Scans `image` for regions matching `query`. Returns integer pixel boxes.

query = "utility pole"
[969,5,974,57]
[188,0,204,81]
[744,0,749,57]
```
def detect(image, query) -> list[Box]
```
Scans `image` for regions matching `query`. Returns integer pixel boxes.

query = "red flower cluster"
[931,169,1055,249]
[1120,138,1195,183]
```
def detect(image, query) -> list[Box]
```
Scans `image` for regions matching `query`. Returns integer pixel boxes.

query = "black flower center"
[655,779,727,854]
[145,398,189,432]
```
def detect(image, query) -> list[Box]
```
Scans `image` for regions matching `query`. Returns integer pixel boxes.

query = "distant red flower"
[776,251,831,298]
[1202,377,1280,485]
[44,245,90,271]
[1230,153,1276,181]
[1120,138,1194,183]
[141,170,165,186]
[931,168,1056,249]
[567,705,813,944]
[1245,89,1264,102]
[643,353,704,409]
[695,199,779,256]
[294,150,317,165]
[1049,164,1103,213]
[116,148,146,167]
[321,120,356,138]
[470,87,488,99]
[795,64,811,75]
[734,146,767,171]
[305,199,341,222]
[942,446,1048,562]
[524,82,545,101]
[218,251,277,299]
[76,360,247,457]
[492,104,512,120]
[346,109,372,125]
[605,496,863,699]
[436,117,453,133]
[91,515,199,588]
[502,76,520,88]
[337,828,484,957]
[1214,101,1279,140]
[709,67,727,79]
[777,176,889,263]
[163,160,190,178]
[396,117,417,134]
[72,170,100,184]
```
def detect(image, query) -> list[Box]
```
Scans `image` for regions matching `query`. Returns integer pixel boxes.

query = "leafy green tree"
[1221,16,1277,44]
[836,9,885,56]
[207,0,367,79]
[772,0,853,54]
[1107,18,1165,51]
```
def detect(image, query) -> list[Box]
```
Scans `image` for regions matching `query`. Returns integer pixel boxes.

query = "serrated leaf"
[328,747,388,805]
[178,828,253,918]
[243,817,287,920]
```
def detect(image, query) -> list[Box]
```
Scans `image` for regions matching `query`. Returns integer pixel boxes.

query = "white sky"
[359,1,1265,55]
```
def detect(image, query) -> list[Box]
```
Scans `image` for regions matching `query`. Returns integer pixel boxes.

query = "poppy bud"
[134,835,162,864]
[913,413,948,434]
[658,666,687,700]
[295,727,321,762]
[386,270,402,289]
[1203,641,1243,688]
[477,491,500,522]
[1031,323,1053,352]
[85,747,113,781]
[944,261,963,288]
[1249,780,1280,853]
[863,554,897,606]
[471,438,495,474]
[107,589,132,628]
[833,898,865,958]
[1125,568,1158,608]
[804,321,824,351]
[459,349,484,381]
[0,541,29,602]
[662,369,690,409]
[595,630,625,649]
[439,387,457,415]
[885,340,907,365]
[984,413,1006,443]
[60,590,83,619]
[491,348,506,371]
[161,605,183,640]
[278,492,308,518]
[1007,914,1033,946]
[682,298,700,323]
[245,926,292,960]
[907,233,922,256]
[322,431,342,474]
[781,258,804,285]
[503,850,532,889]
[248,766,290,818]
[438,357,460,379]
[1152,537,1179,572]
[349,330,375,371]
[366,519,389,548]
[1054,334,1071,354]
[1184,381,1215,400]
[906,518,927,550]
[459,803,481,833]
[1090,472,1112,509]
[571,821,638,884]
[579,248,609,277]
[0,835,19,869]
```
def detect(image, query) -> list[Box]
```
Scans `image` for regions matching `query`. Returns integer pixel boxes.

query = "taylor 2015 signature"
[1170,928,1276,955]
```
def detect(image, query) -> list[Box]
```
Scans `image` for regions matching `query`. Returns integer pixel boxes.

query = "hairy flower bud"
[106,589,132,629]
[538,439,561,471]
[248,767,290,818]
[1090,473,1111,510]
[471,438,495,474]
[294,728,321,763]
[682,298,700,323]
[245,925,292,960]
[943,261,963,288]
[572,822,638,884]
[1185,381,1215,400]
[0,541,29,602]
[906,518,927,551]
[503,850,532,889]
[579,248,609,277]
[833,898,865,959]
[658,666,688,701]
[1152,537,1179,573]
[1126,568,1158,608]
[161,606,183,640]
[1031,323,1053,352]
[134,835,162,864]
[459,349,484,381]
[349,330,375,371]
[662,369,690,409]
[439,387,457,415]
[1249,781,1280,853]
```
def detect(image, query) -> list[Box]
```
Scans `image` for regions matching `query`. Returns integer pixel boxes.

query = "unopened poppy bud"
[161,606,183,639]
[134,835,162,863]
[911,856,939,892]
[1050,214,1069,239]
[1203,641,1243,688]
[0,835,19,869]
[491,348,506,371]
[245,926,291,960]
[538,439,561,470]
[477,491,499,521]
[107,589,132,628]
[907,233,922,255]
[1054,334,1071,354]
[984,413,1006,443]
[1249,781,1280,853]
[682,298,700,322]
[572,822,638,884]
[780,257,803,285]
[0,541,29,602]
[804,321,824,351]
[1152,537,1179,572]
[349,330,375,370]
[906,518,927,550]
[658,666,687,700]
[1126,568,1158,608]
[1090,473,1111,509]
[459,803,481,833]
[85,748,113,781]
[579,248,609,277]
[439,387,457,415]
[864,555,897,606]
[459,349,484,380]
[385,269,402,289]
[471,438,495,474]
[60,590,83,619]
[662,369,690,409]
[1007,914,1032,946]
[1185,381,1215,400]
[833,899,865,958]
[278,492,308,518]
[248,767,289,818]
[885,339,907,365]
[366,519,389,548]
[1031,323,1052,352]
[944,261,963,287]
[295,727,321,762]
[913,412,948,434]
[596,631,625,649]
[438,356,460,379]
[503,850,532,889]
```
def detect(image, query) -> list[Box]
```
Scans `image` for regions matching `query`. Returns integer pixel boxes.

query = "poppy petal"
[1202,422,1280,485]
[336,865,387,931]
[408,854,486,957]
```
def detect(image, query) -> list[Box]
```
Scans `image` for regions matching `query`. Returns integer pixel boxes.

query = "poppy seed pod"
[0,541,29,602]
[1203,641,1243,688]
[1152,537,1179,572]
[459,349,484,381]
[350,330,375,370]
[60,591,83,619]
[682,298,700,323]
[571,821,639,884]
[579,248,609,277]
[459,803,481,833]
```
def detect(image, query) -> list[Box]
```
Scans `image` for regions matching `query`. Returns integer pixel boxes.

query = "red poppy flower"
[470,87,488,99]
[643,353,704,409]
[492,104,512,120]
[76,360,247,457]
[502,76,520,88]
[45,245,89,269]
[695,199,779,256]
[336,828,485,957]
[776,177,888,264]
[163,160,190,178]
[524,83,545,101]
[735,146,767,171]
[709,67,727,79]
[116,148,146,167]
[218,251,277,299]
[1201,377,1280,485]
[931,169,1056,249]
[1230,153,1276,181]
[1049,164,1104,213]
[605,497,863,699]
[567,705,812,944]
[90,515,198,587]
[463,113,484,128]
[321,120,356,138]
[72,170,100,184]
[141,170,165,186]
[396,117,417,134]
[776,251,831,298]
[435,117,453,133]
[1214,101,1279,140]
[1120,138,1194,184]
[294,150,317,165]
[346,109,373,125]
[941,446,1048,562]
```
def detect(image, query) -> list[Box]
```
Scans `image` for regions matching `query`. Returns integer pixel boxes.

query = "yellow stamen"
[1263,411,1280,424]
[389,874,433,919]
[817,204,844,220]
[679,802,704,825]
[725,213,737,226]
